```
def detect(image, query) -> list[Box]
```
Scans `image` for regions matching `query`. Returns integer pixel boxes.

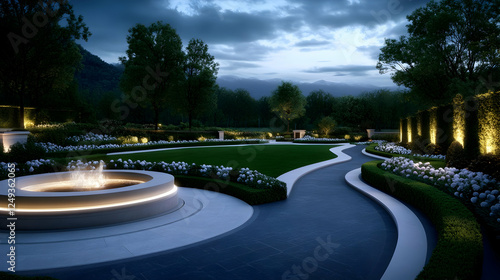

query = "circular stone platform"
[0,170,179,230]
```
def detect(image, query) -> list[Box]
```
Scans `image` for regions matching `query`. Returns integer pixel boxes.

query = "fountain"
[0,167,180,230]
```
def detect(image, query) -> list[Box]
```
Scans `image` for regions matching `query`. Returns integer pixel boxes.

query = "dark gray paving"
[23,145,401,280]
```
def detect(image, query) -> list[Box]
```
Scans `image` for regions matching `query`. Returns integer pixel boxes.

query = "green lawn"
[100,144,338,177]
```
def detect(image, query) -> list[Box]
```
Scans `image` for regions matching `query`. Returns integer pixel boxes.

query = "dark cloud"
[357,45,383,60]
[69,0,431,83]
[304,65,376,76]
[294,39,331,47]
[223,62,262,71]
[211,42,277,62]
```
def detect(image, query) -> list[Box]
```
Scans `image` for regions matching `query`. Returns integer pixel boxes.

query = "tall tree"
[0,0,91,128]
[305,90,335,124]
[176,39,218,130]
[120,21,184,130]
[377,0,500,105]
[268,81,306,133]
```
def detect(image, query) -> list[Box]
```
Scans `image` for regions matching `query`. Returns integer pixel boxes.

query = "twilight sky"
[70,0,431,88]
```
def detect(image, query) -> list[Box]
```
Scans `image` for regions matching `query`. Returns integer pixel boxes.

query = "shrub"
[371,133,399,142]
[425,143,444,155]
[174,176,286,205]
[468,154,500,181]
[317,116,336,137]
[410,135,430,155]
[6,137,46,163]
[446,140,468,168]
[362,161,483,280]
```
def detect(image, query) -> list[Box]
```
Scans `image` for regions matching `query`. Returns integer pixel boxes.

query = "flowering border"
[381,157,500,222]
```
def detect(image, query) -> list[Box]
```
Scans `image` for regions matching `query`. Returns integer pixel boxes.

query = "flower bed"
[0,158,287,205]
[36,138,267,156]
[65,132,117,143]
[67,159,287,205]
[380,157,500,223]
[293,135,347,143]
[372,142,446,160]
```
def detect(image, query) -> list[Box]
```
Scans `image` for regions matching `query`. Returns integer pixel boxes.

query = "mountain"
[75,45,123,93]
[216,75,392,99]
[74,47,395,100]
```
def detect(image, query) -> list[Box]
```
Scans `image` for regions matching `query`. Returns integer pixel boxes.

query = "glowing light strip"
[0,186,178,213]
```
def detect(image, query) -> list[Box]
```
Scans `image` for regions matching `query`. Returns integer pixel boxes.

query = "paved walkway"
[15,144,435,279]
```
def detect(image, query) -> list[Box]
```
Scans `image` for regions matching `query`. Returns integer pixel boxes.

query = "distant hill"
[216,75,392,99]
[74,47,396,100]
[75,45,123,93]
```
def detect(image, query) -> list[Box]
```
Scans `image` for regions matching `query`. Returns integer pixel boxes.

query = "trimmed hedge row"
[361,161,483,280]
[46,140,266,158]
[174,175,287,205]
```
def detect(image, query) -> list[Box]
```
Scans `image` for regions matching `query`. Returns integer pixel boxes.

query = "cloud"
[69,0,431,86]
[223,61,262,71]
[304,65,376,76]
[294,39,331,47]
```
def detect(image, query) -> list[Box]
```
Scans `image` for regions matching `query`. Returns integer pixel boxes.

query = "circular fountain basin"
[0,170,180,230]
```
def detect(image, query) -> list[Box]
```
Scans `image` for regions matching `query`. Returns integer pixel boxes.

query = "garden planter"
[1,130,30,152]
[366,129,375,139]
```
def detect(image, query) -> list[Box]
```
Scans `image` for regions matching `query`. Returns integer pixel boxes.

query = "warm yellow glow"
[400,120,403,142]
[21,179,146,192]
[197,136,207,141]
[344,134,351,140]
[23,119,34,128]
[429,108,437,144]
[407,118,412,143]
[0,186,178,213]
[480,111,497,154]
[354,135,362,141]
[453,95,465,146]
[417,116,422,136]
[140,137,148,143]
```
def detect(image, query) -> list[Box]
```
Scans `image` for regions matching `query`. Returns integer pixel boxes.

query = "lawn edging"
[174,175,286,205]
[361,160,483,280]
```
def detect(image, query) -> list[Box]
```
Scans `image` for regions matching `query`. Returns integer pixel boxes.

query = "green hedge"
[361,161,483,280]
[436,104,454,153]
[401,118,408,143]
[417,110,431,143]
[174,176,287,205]
[46,140,266,158]
[464,97,480,160]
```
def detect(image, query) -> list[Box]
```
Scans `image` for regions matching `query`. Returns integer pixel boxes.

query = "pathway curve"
[22,145,415,280]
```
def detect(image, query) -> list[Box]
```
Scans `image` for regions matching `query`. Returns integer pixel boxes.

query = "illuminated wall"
[407,117,412,142]
[400,91,499,156]
[429,107,438,145]
[477,91,499,155]
[453,94,465,146]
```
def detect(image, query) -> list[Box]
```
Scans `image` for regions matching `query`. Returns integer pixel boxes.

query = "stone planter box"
[293,130,306,139]
[1,130,30,152]
[366,129,375,139]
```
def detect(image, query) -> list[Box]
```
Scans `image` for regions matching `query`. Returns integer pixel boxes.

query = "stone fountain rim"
[1,169,173,198]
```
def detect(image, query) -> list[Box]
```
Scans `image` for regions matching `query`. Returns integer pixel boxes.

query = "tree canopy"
[268,82,306,133]
[0,0,91,127]
[120,21,184,130]
[175,39,218,130]
[377,0,500,105]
